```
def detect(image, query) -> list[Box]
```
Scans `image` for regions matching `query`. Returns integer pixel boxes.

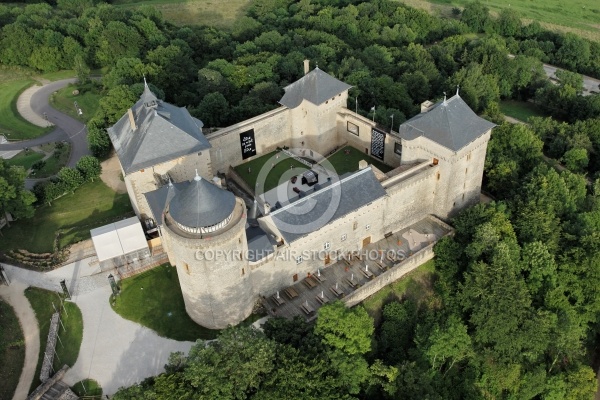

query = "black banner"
[240,129,257,160]
[371,129,386,160]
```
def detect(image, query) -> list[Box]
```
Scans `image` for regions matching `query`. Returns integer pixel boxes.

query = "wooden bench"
[316,294,329,305]
[271,295,285,306]
[346,278,358,288]
[313,273,326,283]
[284,287,299,299]
[375,261,387,272]
[303,276,317,289]
[330,285,344,297]
[300,303,314,315]
[360,268,374,279]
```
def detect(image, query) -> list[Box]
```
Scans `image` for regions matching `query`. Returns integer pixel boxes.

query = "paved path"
[17,84,54,128]
[63,285,194,395]
[0,78,90,168]
[0,281,40,400]
[2,262,195,397]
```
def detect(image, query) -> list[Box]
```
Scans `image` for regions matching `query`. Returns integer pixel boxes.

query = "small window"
[184,263,190,275]
[394,142,402,156]
[293,273,298,282]
[462,193,465,201]
[436,172,440,180]
[467,152,471,161]
[324,242,330,250]
[353,221,358,230]
[296,256,303,264]
[465,168,468,174]
[365,224,371,231]
[241,268,245,276]
[341,234,347,241]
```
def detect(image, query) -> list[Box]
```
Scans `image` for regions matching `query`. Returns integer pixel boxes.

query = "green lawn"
[49,84,101,123]
[362,259,435,325]
[326,145,394,176]
[24,287,83,394]
[111,264,219,341]
[0,299,25,400]
[0,180,133,253]
[0,74,51,140]
[30,142,71,179]
[233,150,310,194]
[71,379,102,397]
[401,0,600,41]
[5,150,45,172]
[499,100,547,122]
[113,0,250,27]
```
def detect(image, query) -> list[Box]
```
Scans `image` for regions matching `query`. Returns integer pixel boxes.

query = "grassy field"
[0,69,51,140]
[234,150,310,194]
[113,0,250,27]
[71,379,102,397]
[0,68,79,141]
[325,145,394,176]
[49,84,101,123]
[25,287,83,394]
[111,264,219,341]
[5,150,45,172]
[29,142,71,179]
[0,180,133,253]
[400,0,600,41]
[362,259,435,325]
[0,299,25,400]
[499,100,547,122]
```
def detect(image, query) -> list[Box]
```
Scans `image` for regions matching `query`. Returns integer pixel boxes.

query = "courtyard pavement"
[0,281,40,400]
[1,261,195,397]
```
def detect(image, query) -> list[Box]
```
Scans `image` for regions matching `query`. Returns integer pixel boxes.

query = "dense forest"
[2,0,600,398]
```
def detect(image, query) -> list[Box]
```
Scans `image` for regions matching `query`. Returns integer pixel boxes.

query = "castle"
[107,63,495,329]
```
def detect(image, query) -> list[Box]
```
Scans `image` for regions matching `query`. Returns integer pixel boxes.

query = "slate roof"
[279,68,352,109]
[268,167,386,243]
[398,94,496,152]
[169,175,236,229]
[107,85,210,175]
[246,225,277,262]
[144,181,186,225]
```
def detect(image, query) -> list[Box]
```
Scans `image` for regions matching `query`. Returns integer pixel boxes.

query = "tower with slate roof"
[159,172,253,329]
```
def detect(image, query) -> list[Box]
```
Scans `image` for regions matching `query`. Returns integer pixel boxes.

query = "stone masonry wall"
[40,312,59,382]
[343,244,434,307]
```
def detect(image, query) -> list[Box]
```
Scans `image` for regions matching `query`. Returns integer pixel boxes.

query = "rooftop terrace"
[262,216,453,321]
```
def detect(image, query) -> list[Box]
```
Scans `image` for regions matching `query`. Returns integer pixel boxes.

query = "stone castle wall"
[162,199,255,329]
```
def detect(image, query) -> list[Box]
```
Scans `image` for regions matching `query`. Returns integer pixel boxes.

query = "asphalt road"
[0,78,90,168]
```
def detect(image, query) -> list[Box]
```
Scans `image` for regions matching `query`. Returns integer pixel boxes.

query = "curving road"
[0,78,90,169]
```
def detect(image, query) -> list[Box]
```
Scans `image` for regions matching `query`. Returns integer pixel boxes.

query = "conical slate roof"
[169,174,236,229]
[398,94,496,152]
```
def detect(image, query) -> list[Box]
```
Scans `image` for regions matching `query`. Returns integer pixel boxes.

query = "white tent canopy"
[91,217,149,262]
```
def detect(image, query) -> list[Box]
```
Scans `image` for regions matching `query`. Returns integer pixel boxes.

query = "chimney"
[420,100,434,113]
[127,108,136,130]
[304,59,310,75]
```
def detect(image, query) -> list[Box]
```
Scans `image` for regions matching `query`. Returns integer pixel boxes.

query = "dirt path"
[100,154,126,194]
[0,282,40,400]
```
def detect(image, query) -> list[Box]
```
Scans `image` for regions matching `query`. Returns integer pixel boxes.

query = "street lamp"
[108,274,120,296]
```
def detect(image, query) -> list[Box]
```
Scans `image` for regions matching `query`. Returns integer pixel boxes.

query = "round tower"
[161,174,253,329]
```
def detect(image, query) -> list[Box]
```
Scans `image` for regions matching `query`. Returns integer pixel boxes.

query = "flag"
[370,106,375,111]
